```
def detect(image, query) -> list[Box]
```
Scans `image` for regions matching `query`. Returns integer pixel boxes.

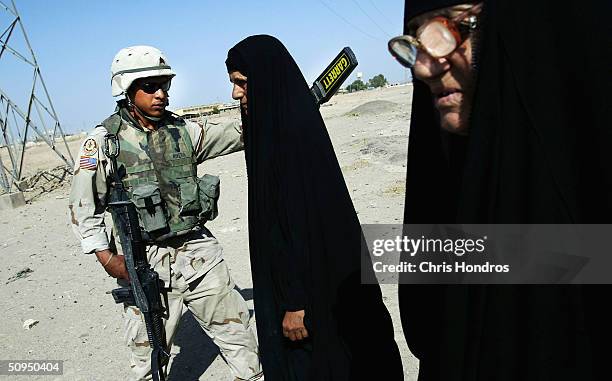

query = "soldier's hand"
[282,310,308,341]
[95,250,129,280]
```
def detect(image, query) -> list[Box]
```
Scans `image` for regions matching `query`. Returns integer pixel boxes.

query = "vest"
[102,111,217,241]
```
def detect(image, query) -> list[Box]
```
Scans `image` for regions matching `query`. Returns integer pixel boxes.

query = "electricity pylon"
[0,0,74,193]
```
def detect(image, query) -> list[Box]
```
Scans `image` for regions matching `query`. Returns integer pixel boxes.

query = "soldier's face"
[131,76,171,118]
[229,71,248,115]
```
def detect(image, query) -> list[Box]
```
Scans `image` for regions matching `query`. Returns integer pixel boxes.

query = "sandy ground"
[0,85,419,380]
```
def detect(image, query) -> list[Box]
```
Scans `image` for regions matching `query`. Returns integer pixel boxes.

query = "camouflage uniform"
[69,107,262,381]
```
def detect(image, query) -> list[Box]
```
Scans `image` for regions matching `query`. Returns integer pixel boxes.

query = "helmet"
[111,45,176,97]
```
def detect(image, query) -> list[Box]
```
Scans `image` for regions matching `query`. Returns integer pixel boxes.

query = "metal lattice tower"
[0,0,74,193]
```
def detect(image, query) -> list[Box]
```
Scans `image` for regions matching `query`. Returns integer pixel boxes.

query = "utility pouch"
[177,179,201,216]
[131,184,169,234]
[197,174,220,222]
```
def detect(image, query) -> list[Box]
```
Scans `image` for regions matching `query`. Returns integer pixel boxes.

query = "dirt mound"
[346,100,399,116]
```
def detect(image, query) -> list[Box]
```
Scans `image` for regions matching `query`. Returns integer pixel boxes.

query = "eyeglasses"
[388,3,482,68]
[137,80,171,94]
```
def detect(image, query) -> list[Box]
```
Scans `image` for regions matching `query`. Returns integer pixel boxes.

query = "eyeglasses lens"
[419,20,458,58]
[390,39,418,67]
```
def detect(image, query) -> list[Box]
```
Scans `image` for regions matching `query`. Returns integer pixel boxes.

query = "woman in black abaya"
[395,0,611,380]
[226,35,404,381]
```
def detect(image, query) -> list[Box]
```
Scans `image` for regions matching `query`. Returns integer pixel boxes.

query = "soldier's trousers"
[122,256,262,381]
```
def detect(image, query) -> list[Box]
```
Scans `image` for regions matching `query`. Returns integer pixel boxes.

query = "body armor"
[103,111,219,241]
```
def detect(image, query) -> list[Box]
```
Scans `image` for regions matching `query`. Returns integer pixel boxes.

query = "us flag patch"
[80,156,98,170]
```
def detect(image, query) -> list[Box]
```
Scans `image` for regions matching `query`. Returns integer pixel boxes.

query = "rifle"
[104,133,170,381]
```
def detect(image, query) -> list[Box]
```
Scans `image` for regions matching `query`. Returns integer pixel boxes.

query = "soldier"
[68,45,263,381]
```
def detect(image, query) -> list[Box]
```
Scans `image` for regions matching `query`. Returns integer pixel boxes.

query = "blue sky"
[1,0,408,134]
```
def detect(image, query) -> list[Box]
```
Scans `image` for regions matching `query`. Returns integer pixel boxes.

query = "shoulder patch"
[82,138,98,156]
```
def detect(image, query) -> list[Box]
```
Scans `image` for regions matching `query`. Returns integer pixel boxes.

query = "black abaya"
[226,35,404,381]
[399,1,611,380]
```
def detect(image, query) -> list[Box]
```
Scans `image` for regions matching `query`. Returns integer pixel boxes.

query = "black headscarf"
[400,0,611,379]
[404,0,473,21]
[226,35,403,381]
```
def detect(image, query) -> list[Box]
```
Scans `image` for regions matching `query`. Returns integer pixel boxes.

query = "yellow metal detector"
[311,47,358,105]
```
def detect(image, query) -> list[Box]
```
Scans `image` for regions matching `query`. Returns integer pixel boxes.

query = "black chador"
[226,35,404,381]
[399,1,611,380]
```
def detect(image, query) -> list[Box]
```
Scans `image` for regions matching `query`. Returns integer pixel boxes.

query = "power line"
[367,0,395,28]
[317,0,382,41]
[351,0,391,38]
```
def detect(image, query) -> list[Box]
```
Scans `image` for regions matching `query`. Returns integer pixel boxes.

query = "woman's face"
[229,71,248,115]
[408,4,481,134]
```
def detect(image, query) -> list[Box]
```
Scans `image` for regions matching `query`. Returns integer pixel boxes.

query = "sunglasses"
[388,3,482,68]
[137,80,172,94]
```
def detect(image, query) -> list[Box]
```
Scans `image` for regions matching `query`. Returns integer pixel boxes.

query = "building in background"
[172,101,240,121]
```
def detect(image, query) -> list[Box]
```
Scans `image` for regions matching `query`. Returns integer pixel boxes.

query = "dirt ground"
[0,85,419,380]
